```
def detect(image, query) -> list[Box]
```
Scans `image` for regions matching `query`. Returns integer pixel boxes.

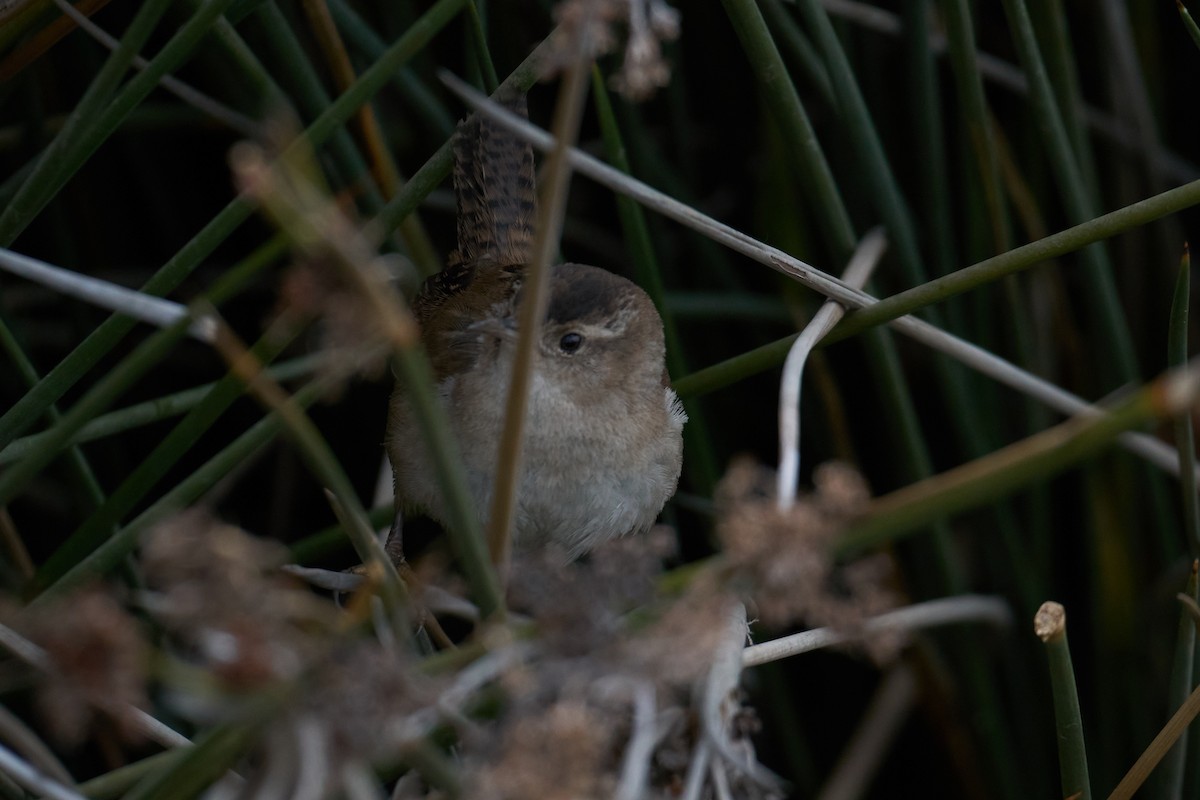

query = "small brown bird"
[386,96,685,560]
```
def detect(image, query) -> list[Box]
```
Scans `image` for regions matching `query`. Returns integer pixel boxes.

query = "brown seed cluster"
[4,503,785,796]
[716,457,904,661]
[506,535,661,656]
[470,696,617,800]
[298,642,438,765]
[10,586,148,748]
[141,509,339,687]
[462,533,749,798]
[548,0,681,100]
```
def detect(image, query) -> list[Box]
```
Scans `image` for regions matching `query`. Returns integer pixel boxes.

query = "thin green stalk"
[29,318,300,595]
[795,0,1035,610]
[1097,0,1164,194]
[121,695,287,800]
[935,0,1048,604]
[902,0,956,280]
[404,739,465,796]
[1014,0,1182,587]
[0,0,467,453]
[255,3,352,122]
[1180,0,1200,51]
[0,0,174,245]
[1172,245,1200,555]
[1032,0,1098,199]
[326,0,456,138]
[34,379,331,603]
[289,503,393,563]
[0,356,320,466]
[0,161,33,208]
[758,0,833,106]
[466,0,499,92]
[0,0,57,51]
[1171,244,1200,556]
[999,0,1137,385]
[251,1,440,276]
[0,317,193,509]
[372,32,550,240]
[794,0,923,288]
[229,144,473,617]
[1189,591,1200,796]
[77,752,178,800]
[936,0,1013,253]
[1034,602,1092,800]
[836,363,1197,556]
[0,0,180,486]
[665,292,790,322]
[615,99,744,292]
[0,234,277,522]
[212,318,409,623]
[205,12,286,111]
[720,0,855,255]
[832,182,1200,346]
[0,313,106,508]
[859,326,959,591]
[253,3,363,154]
[720,6,1019,789]
[674,178,1200,398]
[226,0,268,24]
[1160,563,1199,799]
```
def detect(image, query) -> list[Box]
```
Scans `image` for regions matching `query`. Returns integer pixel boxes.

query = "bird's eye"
[559,332,583,353]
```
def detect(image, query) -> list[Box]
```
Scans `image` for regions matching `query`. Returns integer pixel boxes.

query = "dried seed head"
[470,698,617,800]
[13,586,148,748]
[141,510,337,688]
[611,0,680,100]
[715,458,902,661]
[545,0,681,100]
[622,576,733,685]
[507,534,662,657]
[301,643,436,764]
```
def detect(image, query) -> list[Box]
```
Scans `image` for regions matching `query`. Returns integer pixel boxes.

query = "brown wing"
[411,259,478,328]
[412,94,535,377]
[412,93,535,328]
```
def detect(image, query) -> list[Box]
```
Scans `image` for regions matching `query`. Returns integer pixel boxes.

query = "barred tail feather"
[450,93,536,269]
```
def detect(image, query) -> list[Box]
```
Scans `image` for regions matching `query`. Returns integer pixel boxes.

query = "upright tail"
[449,93,537,270]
